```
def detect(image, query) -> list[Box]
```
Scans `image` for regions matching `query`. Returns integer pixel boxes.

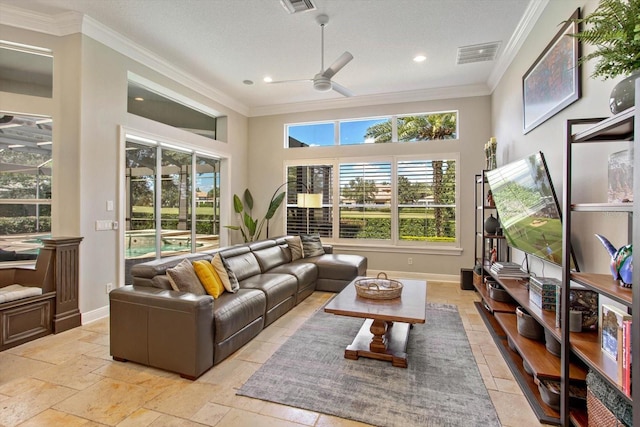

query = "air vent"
[280,0,316,14]
[456,41,501,65]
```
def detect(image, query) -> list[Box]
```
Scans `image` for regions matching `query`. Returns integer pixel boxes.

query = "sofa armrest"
[109,285,214,379]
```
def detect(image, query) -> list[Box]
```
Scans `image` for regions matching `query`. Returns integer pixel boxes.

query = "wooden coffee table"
[324,277,427,368]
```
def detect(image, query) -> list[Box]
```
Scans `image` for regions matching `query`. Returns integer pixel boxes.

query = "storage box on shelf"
[562,102,637,427]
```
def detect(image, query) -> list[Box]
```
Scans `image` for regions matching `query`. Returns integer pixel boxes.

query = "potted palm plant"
[224,188,285,242]
[570,0,640,113]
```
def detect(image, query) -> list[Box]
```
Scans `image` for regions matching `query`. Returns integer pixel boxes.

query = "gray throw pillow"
[301,234,325,258]
[286,236,304,261]
[166,259,206,296]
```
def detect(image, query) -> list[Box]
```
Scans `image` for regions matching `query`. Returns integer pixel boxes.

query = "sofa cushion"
[252,245,289,272]
[314,254,368,280]
[211,254,239,293]
[0,284,43,303]
[240,273,297,310]
[130,252,212,279]
[166,259,206,296]
[269,262,317,290]
[223,251,262,281]
[192,260,224,298]
[213,288,266,342]
[285,236,304,260]
[301,234,325,258]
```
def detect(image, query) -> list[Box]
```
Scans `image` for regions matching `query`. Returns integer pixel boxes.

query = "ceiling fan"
[269,14,354,97]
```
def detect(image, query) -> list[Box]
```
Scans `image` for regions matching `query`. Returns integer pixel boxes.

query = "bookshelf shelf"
[561,102,637,426]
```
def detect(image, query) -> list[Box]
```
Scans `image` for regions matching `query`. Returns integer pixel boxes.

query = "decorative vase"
[595,234,632,287]
[609,69,640,114]
[484,214,499,235]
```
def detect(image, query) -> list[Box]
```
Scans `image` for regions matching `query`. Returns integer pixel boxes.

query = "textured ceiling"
[0,0,536,115]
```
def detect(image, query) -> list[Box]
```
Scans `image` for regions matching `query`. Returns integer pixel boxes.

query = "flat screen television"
[485,151,578,270]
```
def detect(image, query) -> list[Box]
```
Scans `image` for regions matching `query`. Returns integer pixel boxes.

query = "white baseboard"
[81,305,109,324]
[367,269,458,283]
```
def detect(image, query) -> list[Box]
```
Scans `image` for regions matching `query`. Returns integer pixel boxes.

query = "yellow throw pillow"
[192,260,224,298]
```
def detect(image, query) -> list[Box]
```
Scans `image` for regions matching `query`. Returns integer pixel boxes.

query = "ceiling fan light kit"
[268,13,354,97]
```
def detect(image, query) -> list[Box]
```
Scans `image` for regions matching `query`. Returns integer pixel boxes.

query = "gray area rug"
[237,302,501,427]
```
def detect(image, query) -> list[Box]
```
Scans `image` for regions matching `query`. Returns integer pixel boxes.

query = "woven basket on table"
[354,272,403,300]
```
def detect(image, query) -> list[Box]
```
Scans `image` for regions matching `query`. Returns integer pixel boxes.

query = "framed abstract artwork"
[522,8,581,134]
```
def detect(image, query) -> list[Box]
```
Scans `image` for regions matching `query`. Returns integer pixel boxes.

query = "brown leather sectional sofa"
[109,236,367,379]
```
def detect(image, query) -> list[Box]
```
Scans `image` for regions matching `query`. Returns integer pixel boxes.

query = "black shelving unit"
[561,94,637,426]
[474,171,508,278]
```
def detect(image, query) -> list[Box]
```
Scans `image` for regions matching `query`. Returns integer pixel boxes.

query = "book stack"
[490,261,529,279]
[621,319,632,396]
[601,304,633,395]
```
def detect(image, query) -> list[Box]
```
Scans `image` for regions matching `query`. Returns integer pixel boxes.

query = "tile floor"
[0,277,549,427]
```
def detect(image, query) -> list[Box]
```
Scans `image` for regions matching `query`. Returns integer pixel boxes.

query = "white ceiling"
[0,0,540,116]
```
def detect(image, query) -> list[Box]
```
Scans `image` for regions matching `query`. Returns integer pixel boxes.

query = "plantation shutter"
[397,159,456,242]
[285,165,333,236]
[338,162,392,239]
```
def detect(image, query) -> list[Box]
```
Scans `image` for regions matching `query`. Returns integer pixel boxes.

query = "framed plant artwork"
[522,8,581,134]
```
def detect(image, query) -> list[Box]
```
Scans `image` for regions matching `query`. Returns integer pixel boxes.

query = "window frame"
[284,110,459,148]
[284,152,460,248]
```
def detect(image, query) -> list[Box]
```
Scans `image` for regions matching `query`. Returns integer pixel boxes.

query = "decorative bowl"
[355,272,403,300]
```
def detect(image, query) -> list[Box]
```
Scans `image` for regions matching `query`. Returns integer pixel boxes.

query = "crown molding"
[0,4,82,36]
[1,5,250,117]
[487,0,549,91]
[80,15,249,116]
[249,83,491,117]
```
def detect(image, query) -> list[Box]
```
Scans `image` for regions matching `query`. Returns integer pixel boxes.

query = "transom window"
[286,111,457,148]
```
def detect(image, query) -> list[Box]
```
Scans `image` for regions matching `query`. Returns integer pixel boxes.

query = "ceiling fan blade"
[331,81,354,97]
[322,51,353,79]
[268,78,313,84]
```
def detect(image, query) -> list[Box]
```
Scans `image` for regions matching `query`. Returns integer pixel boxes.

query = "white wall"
[0,25,250,318]
[491,0,630,278]
[248,96,491,275]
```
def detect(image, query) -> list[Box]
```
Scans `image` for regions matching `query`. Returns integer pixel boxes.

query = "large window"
[285,156,458,246]
[0,113,52,261]
[125,136,220,283]
[286,111,457,148]
[397,159,456,242]
[339,162,392,240]
[285,165,333,236]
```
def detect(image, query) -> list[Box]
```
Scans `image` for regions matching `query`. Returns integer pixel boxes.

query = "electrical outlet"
[408,257,413,265]
[105,283,113,294]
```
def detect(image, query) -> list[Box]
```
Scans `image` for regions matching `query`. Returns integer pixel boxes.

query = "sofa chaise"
[109,236,367,379]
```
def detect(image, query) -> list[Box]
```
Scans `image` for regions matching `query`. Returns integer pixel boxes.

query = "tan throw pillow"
[166,259,206,296]
[286,236,304,261]
[301,234,325,258]
[192,260,224,298]
[211,253,239,293]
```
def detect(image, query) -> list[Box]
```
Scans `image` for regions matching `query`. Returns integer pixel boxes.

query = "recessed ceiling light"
[263,76,273,83]
[134,97,144,101]
[243,80,254,85]
[413,55,427,63]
